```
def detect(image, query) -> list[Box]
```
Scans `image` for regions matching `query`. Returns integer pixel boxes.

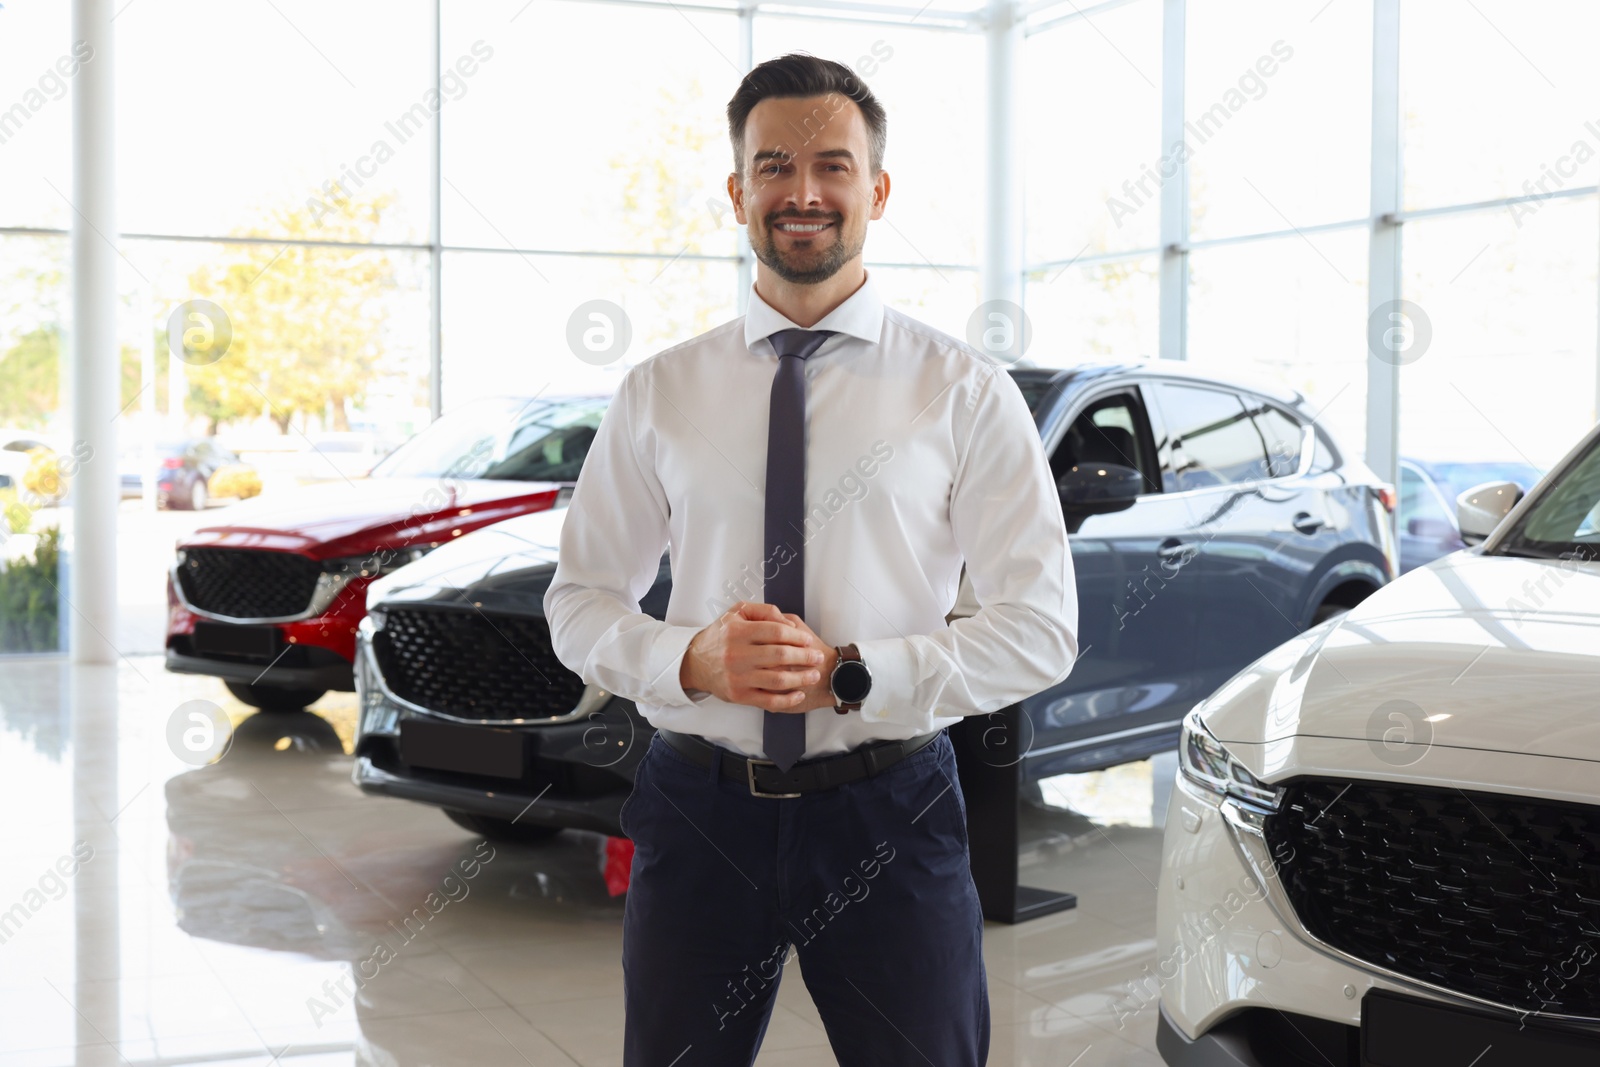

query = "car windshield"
[368,395,607,483]
[1010,374,1063,416]
[1426,461,1544,503]
[1493,435,1600,561]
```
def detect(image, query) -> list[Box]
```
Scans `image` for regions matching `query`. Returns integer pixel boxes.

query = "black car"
[351,362,1398,841]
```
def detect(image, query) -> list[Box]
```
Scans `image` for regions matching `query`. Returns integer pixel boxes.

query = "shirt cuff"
[646,623,716,707]
[851,636,937,731]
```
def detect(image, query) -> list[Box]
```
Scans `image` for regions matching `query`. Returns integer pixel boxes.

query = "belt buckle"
[746,758,802,799]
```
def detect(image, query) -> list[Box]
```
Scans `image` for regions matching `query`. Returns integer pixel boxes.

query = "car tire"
[190,479,208,511]
[224,681,326,713]
[444,809,563,843]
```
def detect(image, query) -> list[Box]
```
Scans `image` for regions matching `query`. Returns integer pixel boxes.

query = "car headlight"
[322,545,435,579]
[353,623,400,738]
[1179,707,1282,811]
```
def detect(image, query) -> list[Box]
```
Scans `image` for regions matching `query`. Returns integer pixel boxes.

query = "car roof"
[1007,360,1306,408]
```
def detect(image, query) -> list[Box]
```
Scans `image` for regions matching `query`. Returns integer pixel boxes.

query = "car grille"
[1265,778,1600,1018]
[177,548,322,619]
[372,607,586,721]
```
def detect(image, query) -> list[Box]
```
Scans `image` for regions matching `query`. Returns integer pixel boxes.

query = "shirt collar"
[743,270,885,355]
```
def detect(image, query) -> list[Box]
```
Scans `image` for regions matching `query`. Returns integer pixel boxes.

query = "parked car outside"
[1154,420,1600,1066]
[1398,456,1544,572]
[164,394,604,712]
[120,438,250,510]
[351,362,1397,842]
[0,429,58,494]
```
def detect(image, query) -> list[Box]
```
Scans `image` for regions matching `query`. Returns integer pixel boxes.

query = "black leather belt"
[656,728,942,798]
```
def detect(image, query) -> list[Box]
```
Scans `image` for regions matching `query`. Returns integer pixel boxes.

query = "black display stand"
[951,706,1078,924]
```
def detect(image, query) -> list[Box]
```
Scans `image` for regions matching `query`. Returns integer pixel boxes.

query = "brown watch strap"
[832,642,863,714]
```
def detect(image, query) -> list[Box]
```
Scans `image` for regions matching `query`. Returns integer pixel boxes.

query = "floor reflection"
[0,656,1170,1066]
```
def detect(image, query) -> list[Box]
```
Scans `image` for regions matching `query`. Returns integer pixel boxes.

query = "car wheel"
[190,479,208,510]
[224,681,326,713]
[444,809,563,843]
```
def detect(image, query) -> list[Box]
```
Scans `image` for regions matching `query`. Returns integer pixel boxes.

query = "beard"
[753,213,864,285]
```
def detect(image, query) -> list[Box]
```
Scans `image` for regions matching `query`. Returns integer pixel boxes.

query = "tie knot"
[767,328,836,361]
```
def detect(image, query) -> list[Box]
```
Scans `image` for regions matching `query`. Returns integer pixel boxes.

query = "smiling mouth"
[773,221,834,234]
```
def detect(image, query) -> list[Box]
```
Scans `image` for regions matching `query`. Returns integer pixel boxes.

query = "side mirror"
[1058,462,1143,515]
[1456,481,1524,544]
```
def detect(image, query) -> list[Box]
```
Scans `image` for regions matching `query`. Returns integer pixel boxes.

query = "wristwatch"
[829,643,872,714]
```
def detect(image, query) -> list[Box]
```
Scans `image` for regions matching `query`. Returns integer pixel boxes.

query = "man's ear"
[869,170,890,221]
[727,172,747,225]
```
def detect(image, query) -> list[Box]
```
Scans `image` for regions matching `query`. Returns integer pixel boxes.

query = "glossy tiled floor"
[0,657,1172,1067]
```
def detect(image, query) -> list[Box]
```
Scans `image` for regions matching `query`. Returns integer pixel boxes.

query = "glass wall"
[1021,0,1161,361]
[1021,0,1600,483]
[1,0,72,653]
[1397,0,1600,477]
[12,0,1600,652]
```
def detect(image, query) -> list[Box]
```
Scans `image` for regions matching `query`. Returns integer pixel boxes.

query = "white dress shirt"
[543,272,1079,759]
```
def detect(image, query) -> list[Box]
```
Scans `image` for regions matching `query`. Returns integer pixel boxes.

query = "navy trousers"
[619,729,990,1066]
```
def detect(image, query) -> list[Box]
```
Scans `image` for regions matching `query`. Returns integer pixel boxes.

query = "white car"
[1154,422,1600,1066]
[0,429,57,494]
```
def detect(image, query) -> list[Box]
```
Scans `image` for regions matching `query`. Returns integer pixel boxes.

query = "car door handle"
[1292,512,1326,535]
[1157,538,1195,561]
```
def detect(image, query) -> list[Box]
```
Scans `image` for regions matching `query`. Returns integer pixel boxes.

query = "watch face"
[832,660,872,704]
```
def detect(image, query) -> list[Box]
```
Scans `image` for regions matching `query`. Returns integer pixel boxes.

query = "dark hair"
[726,53,888,177]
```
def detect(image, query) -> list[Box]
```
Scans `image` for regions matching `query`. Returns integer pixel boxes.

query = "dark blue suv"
[351,363,1396,840]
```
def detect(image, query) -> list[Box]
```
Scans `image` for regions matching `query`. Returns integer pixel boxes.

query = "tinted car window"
[1011,377,1051,414]
[1159,384,1270,491]
[1247,401,1304,477]
[1050,390,1159,494]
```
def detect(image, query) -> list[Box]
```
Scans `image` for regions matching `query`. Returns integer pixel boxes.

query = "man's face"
[729,95,888,285]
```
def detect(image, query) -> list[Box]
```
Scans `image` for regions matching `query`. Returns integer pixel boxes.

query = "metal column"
[1157,0,1187,360]
[1366,0,1403,488]
[982,0,1023,308]
[69,0,118,663]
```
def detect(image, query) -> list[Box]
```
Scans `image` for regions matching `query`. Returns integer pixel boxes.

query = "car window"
[1246,401,1304,478]
[371,396,607,482]
[1496,435,1600,559]
[1049,390,1160,495]
[1400,465,1452,526]
[1305,427,1335,474]
[494,403,606,482]
[1011,376,1057,416]
[1157,383,1270,491]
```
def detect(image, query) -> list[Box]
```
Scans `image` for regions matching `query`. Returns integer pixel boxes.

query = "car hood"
[177,477,564,558]
[1203,550,1600,765]
[367,505,672,618]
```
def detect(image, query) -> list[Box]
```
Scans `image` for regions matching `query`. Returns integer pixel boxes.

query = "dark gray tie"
[762,327,835,771]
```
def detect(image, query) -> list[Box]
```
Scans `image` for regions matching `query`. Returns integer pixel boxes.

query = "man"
[544,53,1078,1066]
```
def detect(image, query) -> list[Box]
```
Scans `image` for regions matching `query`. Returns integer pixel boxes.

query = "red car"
[165,394,607,711]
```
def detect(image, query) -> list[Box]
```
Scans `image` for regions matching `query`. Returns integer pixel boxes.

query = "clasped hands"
[679,601,840,714]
